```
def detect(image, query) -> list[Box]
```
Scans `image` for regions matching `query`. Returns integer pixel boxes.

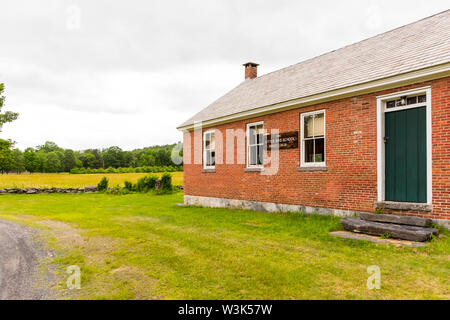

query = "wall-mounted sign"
[266,131,299,149]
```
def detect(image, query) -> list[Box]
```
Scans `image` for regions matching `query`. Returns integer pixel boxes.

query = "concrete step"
[360,212,432,227]
[341,218,439,242]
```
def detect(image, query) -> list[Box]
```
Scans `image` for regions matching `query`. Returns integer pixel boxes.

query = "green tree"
[36,152,47,172]
[62,149,77,172]
[0,139,14,173]
[23,148,40,173]
[36,141,61,153]
[44,152,62,172]
[12,148,25,173]
[79,152,96,168]
[0,83,19,132]
[102,146,124,168]
[84,149,103,168]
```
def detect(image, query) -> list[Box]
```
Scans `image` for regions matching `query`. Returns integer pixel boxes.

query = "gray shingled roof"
[179,10,450,129]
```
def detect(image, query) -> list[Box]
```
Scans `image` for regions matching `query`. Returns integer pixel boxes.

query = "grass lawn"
[0,192,448,299]
[0,172,183,188]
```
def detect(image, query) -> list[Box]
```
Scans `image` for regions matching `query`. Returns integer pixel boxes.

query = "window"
[203,130,215,169]
[301,110,325,166]
[386,94,426,109]
[247,122,264,167]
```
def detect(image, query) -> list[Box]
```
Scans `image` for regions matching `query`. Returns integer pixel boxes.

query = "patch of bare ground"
[24,217,161,299]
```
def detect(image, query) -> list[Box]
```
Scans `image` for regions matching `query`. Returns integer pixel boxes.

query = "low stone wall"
[0,185,183,194]
[0,187,98,194]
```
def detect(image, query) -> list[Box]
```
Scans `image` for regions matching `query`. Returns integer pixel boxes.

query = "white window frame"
[300,109,326,167]
[376,86,432,204]
[203,130,216,169]
[246,121,264,168]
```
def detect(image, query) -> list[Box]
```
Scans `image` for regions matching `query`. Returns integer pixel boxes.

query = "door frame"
[376,86,432,204]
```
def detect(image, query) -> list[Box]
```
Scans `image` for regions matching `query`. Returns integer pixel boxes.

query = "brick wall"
[183,77,450,220]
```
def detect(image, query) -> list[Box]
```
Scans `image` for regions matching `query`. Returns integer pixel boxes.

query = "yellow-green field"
[0,172,183,188]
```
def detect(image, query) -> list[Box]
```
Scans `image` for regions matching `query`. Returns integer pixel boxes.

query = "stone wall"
[0,187,98,194]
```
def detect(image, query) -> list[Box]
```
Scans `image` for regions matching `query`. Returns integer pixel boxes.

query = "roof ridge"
[253,9,450,82]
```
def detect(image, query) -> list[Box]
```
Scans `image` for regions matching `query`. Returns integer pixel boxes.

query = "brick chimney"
[243,62,259,80]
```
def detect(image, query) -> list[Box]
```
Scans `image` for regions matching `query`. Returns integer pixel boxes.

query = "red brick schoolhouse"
[177,11,450,228]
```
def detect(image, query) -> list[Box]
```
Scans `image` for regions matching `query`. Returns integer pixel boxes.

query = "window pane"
[418,95,426,103]
[250,146,257,165]
[205,133,210,149]
[211,151,215,166]
[407,96,417,105]
[206,152,211,166]
[249,127,256,145]
[314,138,325,162]
[304,139,314,163]
[257,145,263,165]
[386,101,395,108]
[314,113,324,136]
[210,134,215,151]
[304,115,313,138]
[256,132,263,145]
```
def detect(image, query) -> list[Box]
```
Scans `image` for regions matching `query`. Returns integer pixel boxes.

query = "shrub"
[161,172,172,191]
[124,180,135,191]
[98,176,109,191]
[136,174,158,192]
[70,168,80,174]
[106,167,115,173]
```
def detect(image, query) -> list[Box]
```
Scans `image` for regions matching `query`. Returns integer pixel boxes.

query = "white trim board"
[376,86,432,204]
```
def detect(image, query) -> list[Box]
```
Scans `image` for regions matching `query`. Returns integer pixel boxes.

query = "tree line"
[0,83,182,174]
[0,140,182,174]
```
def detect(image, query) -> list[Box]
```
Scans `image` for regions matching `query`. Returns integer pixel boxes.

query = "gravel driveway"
[0,219,56,300]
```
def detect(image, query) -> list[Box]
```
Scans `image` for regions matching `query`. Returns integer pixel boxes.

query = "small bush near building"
[98,176,109,191]
[123,180,136,191]
[161,173,173,191]
[136,174,158,192]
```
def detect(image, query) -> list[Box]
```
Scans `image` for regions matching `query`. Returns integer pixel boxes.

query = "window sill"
[245,167,264,173]
[297,166,328,172]
[375,201,432,212]
[202,168,216,173]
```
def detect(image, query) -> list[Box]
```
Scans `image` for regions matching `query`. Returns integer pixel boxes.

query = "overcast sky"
[0,0,448,150]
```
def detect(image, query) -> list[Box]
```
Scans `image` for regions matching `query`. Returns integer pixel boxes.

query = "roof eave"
[177,62,450,131]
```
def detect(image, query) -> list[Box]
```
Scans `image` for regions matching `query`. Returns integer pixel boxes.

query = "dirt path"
[0,219,56,300]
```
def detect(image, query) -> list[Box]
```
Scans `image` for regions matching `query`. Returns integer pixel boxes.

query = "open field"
[0,172,183,188]
[0,192,448,299]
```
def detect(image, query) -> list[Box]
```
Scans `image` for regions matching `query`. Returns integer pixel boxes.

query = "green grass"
[0,192,448,299]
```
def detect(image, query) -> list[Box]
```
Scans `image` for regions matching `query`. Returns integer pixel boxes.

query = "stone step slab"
[341,218,439,242]
[360,212,432,227]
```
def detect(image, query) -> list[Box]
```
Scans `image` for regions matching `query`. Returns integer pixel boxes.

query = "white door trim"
[376,86,432,204]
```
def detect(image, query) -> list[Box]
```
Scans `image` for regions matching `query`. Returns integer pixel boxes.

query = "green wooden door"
[385,107,427,203]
